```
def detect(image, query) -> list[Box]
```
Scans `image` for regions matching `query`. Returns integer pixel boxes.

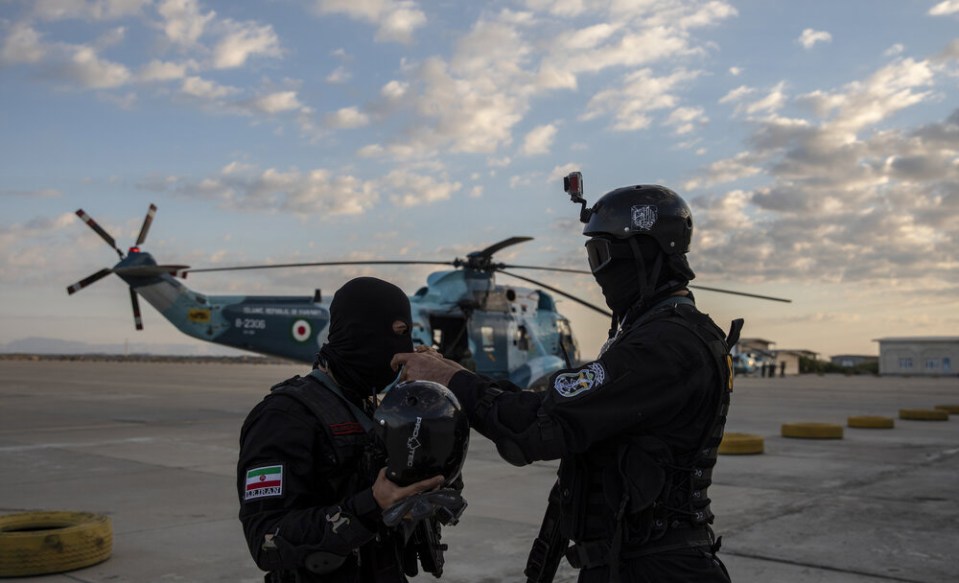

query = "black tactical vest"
[268,373,378,504]
[559,302,736,548]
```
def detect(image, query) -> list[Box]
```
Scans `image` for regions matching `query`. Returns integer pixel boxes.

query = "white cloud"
[251,91,302,114]
[326,66,350,84]
[380,80,408,100]
[521,124,558,156]
[665,106,707,135]
[314,0,426,44]
[211,19,282,69]
[719,84,754,104]
[683,151,761,190]
[798,28,832,49]
[384,170,461,207]
[180,75,239,100]
[325,106,370,129]
[157,0,215,48]
[929,1,959,16]
[690,55,959,288]
[582,68,700,131]
[743,81,787,115]
[31,0,149,21]
[138,59,189,82]
[548,163,580,182]
[800,58,936,137]
[0,22,46,64]
[64,45,132,88]
[884,43,905,57]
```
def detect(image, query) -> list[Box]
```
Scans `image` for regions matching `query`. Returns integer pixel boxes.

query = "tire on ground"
[719,432,764,455]
[0,511,112,577]
[934,404,959,415]
[847,415,895,429]
[781,422,843,439]
[899,408,949,421]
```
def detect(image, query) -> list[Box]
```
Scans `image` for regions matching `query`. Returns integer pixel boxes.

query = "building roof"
[873,337,959,343]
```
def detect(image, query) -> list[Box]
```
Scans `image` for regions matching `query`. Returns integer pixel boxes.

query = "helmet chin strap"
[621,237,664,322]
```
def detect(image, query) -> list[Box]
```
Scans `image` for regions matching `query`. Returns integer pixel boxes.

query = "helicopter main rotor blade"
[686,284,792,303]
[502,264,792,303]
[498,269,612,317]
[76,209,123,259]
[135,204,157,246]
[129,287,143,330]
[499,263,592,275]
[184,260,456,274]
[474,236,533,259]
[66,268,112,295]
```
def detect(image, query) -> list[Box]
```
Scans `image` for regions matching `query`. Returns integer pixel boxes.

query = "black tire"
[0,511,112,577]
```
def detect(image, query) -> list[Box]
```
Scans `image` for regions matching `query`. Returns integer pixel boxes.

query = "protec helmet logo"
[406,416,422,468]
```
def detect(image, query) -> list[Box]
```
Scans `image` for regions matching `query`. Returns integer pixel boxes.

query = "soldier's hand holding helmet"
[372,467,444,510]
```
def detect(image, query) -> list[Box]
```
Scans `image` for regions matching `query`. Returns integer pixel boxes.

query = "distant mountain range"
[0,336,249,357]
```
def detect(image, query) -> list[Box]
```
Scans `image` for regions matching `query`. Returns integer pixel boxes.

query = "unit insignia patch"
[553,362,607,398]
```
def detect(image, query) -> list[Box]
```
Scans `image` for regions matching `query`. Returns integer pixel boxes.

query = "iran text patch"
[553,362,606,398]
[245,464,283,501]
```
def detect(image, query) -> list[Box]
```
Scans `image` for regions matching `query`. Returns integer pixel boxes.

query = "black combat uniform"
[237,369,409,582]
[443,296,736,583]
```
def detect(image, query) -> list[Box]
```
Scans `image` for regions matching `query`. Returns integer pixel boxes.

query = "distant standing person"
[395,183,740,582]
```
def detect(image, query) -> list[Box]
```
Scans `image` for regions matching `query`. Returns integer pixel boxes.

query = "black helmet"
[374,381,470,487]
[583,185,693,255]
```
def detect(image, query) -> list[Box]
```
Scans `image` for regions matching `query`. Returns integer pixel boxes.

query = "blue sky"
[1,0,957,360]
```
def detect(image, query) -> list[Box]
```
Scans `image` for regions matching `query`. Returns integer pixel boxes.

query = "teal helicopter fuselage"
[114,250,580,389]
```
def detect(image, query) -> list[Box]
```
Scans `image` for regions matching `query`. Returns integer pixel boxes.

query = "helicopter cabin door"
[429,315,471,368]
[468,311,512,379]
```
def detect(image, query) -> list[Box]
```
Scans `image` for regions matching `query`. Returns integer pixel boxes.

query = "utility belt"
[565,525,718,570]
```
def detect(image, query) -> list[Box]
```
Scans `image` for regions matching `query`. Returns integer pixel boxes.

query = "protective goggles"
[585,237,633,273]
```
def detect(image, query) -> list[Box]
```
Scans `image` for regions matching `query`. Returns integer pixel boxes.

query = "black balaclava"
[593,236,694,318]
[316,277,414,397]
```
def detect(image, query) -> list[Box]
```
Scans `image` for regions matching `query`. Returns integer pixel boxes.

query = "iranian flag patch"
[245,464,283,501]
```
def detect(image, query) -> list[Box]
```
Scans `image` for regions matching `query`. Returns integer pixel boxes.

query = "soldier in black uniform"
[394,184,740,583]
[237,277,447,582]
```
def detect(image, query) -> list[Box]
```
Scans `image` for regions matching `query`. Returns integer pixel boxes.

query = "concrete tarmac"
[1,360,957,582]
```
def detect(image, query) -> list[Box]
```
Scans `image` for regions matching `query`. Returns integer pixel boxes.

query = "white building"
[874,337,959,376]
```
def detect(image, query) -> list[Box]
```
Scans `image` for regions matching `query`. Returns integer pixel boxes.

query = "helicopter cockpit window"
[481,326,495,353]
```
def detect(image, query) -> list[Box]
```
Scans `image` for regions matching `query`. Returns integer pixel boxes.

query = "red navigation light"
[129,246,140,254]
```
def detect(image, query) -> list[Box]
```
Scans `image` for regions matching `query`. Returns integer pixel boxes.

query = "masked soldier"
[394,185,741,583]
[238,277,456,582]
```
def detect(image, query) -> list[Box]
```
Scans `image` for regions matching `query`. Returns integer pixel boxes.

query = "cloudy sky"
[1,0,957,360]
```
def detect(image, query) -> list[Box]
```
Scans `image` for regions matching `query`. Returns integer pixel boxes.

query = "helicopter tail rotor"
[68,204,189,330]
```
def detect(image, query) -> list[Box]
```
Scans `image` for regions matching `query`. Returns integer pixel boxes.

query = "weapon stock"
[525,480,569,583]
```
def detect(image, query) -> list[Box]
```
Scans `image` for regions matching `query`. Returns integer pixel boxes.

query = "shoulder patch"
[244,464,284,501]
[553,362,606,398]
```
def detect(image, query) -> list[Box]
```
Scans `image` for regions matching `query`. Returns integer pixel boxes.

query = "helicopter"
[66,174,790,390]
